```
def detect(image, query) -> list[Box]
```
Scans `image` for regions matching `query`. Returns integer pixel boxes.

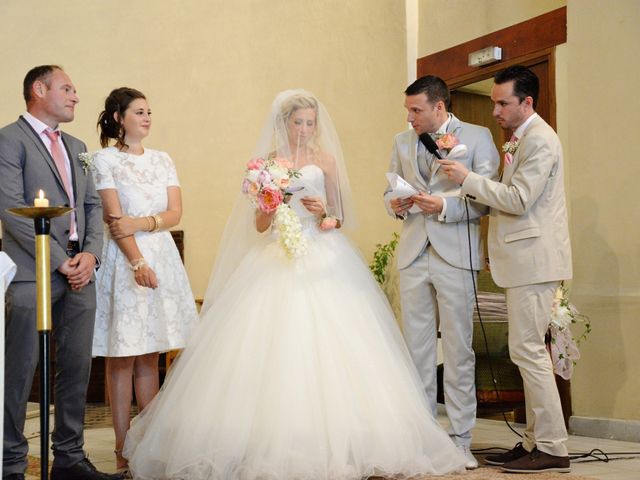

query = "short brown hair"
[23,65,62,104]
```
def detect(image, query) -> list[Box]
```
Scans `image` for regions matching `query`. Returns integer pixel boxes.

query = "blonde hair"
[279,94,318,124]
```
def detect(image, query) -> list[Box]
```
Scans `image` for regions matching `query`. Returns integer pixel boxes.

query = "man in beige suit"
[440,65,572,474]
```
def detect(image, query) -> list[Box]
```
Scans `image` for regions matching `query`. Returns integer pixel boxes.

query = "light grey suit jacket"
[461,115,572,288]
[0,116,103,281]
[384,114,499,270]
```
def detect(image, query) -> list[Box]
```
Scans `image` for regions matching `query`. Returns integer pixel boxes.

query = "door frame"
[416,6,566,130]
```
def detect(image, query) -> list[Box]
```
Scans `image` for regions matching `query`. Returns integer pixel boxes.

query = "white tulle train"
[124,224,466,479]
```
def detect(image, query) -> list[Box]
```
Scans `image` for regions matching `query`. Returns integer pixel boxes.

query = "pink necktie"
[44,129,76,237]
[504,134,518,166]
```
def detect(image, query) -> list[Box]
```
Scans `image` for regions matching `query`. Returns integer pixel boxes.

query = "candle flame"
[38,189,45,199]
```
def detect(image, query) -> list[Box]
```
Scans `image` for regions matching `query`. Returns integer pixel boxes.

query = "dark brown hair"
[97,87,146,148]
[494,65,539,109]
[405,75,451,110]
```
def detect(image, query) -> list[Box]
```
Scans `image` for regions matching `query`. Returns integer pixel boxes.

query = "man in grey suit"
[0,66,121,480]
[441,65,572,474]
[384,76,499,469]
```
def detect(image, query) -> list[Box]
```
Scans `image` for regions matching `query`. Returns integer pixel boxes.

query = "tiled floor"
[22,403,640,479]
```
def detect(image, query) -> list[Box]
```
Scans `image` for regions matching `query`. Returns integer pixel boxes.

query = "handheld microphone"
[419,133,442,159]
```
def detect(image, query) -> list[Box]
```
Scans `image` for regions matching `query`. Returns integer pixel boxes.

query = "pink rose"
[319,216,338,231]
[247,157,265,170]
[247,181,260,196]
[436,133,459,151]
[275,156,293,169]
[242,177,260,196]
[278,177,290,189]
[258,185,283,213]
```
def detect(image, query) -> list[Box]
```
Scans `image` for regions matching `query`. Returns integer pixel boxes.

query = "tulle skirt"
[124,228,466,479]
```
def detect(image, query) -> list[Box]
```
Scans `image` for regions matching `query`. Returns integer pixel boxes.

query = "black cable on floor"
[464,198,521,438]
[570,449,640,463]
[471,446,640,464]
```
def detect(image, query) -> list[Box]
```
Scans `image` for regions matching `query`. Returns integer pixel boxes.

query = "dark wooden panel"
[417,7,566,82]
[451,90,503,147]
[170,229,184,263]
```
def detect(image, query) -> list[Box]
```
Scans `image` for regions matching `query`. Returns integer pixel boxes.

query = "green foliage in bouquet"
[369,232,399,284]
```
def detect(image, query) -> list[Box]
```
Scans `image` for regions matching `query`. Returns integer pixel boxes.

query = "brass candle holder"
[7,206,72,480]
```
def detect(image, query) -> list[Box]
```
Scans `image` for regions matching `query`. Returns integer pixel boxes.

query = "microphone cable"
[417,133,521,435]
[462,197,522,439]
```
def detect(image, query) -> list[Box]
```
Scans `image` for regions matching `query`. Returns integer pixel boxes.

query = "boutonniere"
[78,152,93,175]
[502,140,520,155]
[433,132,459,152]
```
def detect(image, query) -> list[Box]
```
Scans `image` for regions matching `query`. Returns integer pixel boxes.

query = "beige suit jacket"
[461,115,572,288]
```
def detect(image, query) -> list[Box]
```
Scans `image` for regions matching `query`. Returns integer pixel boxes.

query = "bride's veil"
[201,89,357,314]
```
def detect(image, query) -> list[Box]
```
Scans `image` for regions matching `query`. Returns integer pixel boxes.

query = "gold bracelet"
[145,216,154,232]
[152,214,164,232]
[130,258,147,271]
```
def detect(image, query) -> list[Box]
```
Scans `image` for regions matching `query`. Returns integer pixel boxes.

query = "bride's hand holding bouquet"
[242,156,307,258]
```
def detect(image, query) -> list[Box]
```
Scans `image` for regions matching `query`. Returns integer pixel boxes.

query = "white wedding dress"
[124,165,466,479]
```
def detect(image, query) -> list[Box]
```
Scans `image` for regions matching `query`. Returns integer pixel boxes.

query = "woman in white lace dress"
[123,90,466,479]
[93,87,198,473]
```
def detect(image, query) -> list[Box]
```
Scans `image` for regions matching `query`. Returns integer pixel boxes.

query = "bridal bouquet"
[242,156,307,258]
[548,286,591,380]
[242,156,298,212]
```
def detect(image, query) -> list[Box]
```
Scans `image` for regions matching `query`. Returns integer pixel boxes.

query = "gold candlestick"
[7,205,72,480]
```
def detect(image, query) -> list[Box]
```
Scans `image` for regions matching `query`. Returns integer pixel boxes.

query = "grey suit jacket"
[461,115,572,288]
[0,116,103,281]
[384,114,499,270]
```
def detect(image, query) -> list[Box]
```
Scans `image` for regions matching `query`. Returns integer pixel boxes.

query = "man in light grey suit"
[384,76,499,469]
[441,65,572,474]
[0,66,121,480]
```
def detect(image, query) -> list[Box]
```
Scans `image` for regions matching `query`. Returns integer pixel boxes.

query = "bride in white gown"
[123,90,467,479]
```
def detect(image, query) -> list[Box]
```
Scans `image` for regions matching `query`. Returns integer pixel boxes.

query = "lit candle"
[34,190,49,208]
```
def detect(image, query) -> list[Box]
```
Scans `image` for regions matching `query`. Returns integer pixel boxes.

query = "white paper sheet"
[385,173,422,213]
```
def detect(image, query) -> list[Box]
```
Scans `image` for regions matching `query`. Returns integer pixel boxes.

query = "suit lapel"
[61,132,80,198]
[510,114,542,164]
[431,115,462,178]
[17,116,71,202]
[501,130,528,183]
[407,132,428,190]
[504,116,538,178]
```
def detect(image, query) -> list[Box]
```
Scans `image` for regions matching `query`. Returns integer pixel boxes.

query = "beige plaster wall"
[418,0,640,420]
[0,0,406,298]
[418,0,566,55]
[566,0,640,420]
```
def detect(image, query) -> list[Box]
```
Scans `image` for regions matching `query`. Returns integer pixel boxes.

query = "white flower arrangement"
[78,152,94,175]
[548,286,591,380]
[272,204,308,259]
[501,140,520,155]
